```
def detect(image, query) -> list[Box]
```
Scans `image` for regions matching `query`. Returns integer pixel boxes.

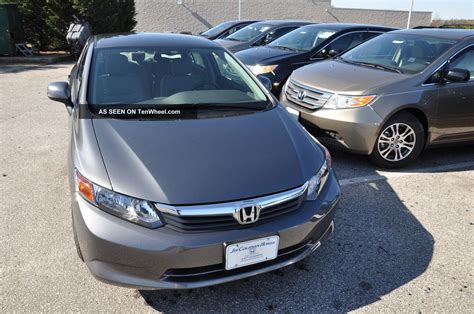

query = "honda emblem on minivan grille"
[297,90,306,101]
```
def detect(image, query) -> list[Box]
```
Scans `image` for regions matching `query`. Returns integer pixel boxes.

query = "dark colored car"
[46,33,341,289]
[280,29,474,168]
[236,23,396,95]
[200,20,260,40]
[215,20,312,53]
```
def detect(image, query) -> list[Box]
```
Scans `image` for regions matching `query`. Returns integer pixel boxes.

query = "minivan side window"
[449,46,474,79]
[314,32,368,59]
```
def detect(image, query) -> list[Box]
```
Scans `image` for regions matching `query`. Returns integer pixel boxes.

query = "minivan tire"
[369,112,425,168]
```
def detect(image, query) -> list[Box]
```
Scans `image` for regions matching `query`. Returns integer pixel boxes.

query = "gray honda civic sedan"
[47,33,340,289]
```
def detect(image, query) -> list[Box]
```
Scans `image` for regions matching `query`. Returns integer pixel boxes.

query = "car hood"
[236,46,299,65]
[291,59,407,95]
[92,107,324,205]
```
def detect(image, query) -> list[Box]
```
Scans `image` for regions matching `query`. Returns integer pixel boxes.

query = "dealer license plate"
[225,236,279,270]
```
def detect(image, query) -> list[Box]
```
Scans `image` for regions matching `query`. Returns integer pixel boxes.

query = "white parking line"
[339,161,474,186]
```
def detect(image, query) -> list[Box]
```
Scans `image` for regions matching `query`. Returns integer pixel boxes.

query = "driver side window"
[449,46,474,79]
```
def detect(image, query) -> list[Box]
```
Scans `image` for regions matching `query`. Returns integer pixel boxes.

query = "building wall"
[135,0,432,33]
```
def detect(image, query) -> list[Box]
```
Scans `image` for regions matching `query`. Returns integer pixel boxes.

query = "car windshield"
[226,23,272,41]
[202,21,235,37]
[88,47,268,108]
[340,33,457,74]
[268,26,337,52]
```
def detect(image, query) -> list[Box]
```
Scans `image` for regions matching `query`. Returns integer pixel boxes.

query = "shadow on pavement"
[139,158,438,312]
[0,62,74,74]
[330,144,474,181]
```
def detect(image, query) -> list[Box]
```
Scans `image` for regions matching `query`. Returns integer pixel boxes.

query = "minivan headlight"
[324,94,376,109]
[75,171,162,228]
[306,146,332,200]
[247,64,278,75]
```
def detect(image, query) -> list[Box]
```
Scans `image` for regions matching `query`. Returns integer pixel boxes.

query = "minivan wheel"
[369,112,425,168]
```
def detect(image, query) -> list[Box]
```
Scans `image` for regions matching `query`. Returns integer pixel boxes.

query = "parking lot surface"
[1,64,473,312]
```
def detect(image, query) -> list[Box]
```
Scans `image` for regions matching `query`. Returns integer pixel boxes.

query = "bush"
[72,0,137,35]
[1,0,137,50]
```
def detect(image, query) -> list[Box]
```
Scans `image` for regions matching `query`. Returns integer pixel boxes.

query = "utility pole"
[238,0,241,20]
[407,0,414,29]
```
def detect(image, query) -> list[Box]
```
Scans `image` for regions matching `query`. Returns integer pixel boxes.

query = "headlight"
[324,94,376,109]
[247,64,278,75]
[75,171,162,228]
[306,145,332,200]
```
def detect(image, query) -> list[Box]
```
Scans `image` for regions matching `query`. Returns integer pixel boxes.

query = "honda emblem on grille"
[234,204,262,224]
[297,90,306,101]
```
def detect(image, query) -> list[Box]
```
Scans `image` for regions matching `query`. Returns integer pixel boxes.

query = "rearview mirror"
[47,81,72,108]
[257,75,272,92]
[445,68,470,83]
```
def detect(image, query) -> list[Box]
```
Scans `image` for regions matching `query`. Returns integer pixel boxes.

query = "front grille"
[159,190,305,232]
[286,80,333,110]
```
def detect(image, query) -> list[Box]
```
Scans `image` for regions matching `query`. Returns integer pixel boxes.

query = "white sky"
[332,0,474,20]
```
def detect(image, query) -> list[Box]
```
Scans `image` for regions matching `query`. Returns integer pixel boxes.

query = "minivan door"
[434,46,474,143]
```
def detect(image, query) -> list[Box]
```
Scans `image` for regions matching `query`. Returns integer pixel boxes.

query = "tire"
[369,112,425,168]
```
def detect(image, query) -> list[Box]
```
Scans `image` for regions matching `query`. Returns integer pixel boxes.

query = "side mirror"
[445,68,470,83]
[47,81,72,108]
[257,75,272,92]
[327,49,340,58]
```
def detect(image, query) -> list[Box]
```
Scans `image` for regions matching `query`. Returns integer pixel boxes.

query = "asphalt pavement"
[1,63,473,312]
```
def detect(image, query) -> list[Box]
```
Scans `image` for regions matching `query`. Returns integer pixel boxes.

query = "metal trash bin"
[66,18,92,60]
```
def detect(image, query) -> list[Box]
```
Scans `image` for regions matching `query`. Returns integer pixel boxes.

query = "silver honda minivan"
[47,33,340,289]
[281,29,474,168]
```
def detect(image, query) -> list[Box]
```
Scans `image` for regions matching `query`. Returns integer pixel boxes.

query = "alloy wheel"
[377,123,416,162]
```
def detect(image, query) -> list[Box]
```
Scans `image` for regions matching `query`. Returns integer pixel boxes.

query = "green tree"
[45,0,76,49]
[72,0,136,34]
[0,0,137,50]
[0,0,49,49]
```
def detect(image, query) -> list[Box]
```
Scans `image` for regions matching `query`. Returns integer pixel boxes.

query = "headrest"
[171,56,193,75]
[105,54,129,76]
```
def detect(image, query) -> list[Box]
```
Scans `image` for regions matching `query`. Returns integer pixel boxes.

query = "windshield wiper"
[226,37,243,42]
[187,103,265,110]
[347,60,403,74]
[270,45,299,52]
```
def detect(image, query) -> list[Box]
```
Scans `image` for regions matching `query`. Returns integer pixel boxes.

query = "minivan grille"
[160,192,305,232]
[286,80,333,110]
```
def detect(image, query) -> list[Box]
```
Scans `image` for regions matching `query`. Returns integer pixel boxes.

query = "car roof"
[299,23,397,31]
[214,20,260,26]
[390,28,474,40]
[253,20,313,26]
[232,19,260,24]
[93,32,222,49]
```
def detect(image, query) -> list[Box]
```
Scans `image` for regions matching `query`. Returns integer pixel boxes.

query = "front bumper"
[72,171,340,290]
[281,95,384,155]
